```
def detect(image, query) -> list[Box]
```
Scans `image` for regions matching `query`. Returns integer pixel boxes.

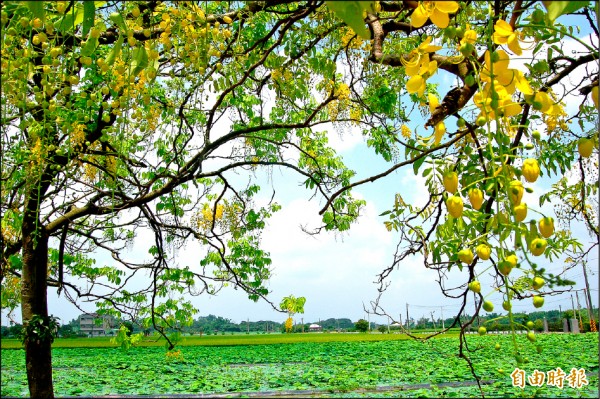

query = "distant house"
[78,313,115,336]
[308,323,322,332]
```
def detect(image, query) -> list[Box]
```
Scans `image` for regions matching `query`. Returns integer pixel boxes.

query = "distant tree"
[377,325,387,334]
[8,323,22,338]
[534,319,544,332]
[57,324,74,338]
[355,319,369,333]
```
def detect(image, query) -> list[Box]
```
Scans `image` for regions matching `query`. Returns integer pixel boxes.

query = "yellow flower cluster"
[405,37,442,97]
[272,68,293,89]
[68,123,87,149]
[83,163,97,183]
[349,105,363,124]
[411,1,459,29]
[341,27,364,50]
[326,82,351,120]
[29,138,45,167]
[493,19,525,56]
[401,124,412,139]
[474,50,533,120]
[165,349,184,361]
[285,317,293,333]
[193,203,225,231]
[1,224,19,244]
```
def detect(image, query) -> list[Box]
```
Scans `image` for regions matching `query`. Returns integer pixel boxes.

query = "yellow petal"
[430,8,450,28]
[419,36,443,53]
[406,62,420,77]
[496,69,514,88]
[411,5,429,28]
[493,32,508,45]
[495,50,510,71]
[434,121,446,145]
[534,92,552,113]
[428,93,440,113]
[463,30,478,45]
[406,75,425,94]
[429,60,438,74]
[501,100,522,117]
[484,50,492,68]
[494,19,514,36]
[513,70,533,95]
[424,44,443,53]
[507,34,522,56]
[547,103,564,116]
[435,1,459,13]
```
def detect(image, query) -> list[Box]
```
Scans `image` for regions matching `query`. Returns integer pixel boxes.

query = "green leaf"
[82,1,96,37]
[413,155,426,175]
[325,1,375,40]
[81,36,99,57]
[26,1,45,20]
[130,46,149,76]
[542,1,589,22]
[54,5,85,33]
[106,35,124,66]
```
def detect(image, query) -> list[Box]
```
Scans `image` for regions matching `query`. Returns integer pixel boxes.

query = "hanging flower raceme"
[411,1,459,29]
[404,36,442,97]
[493,19,524,56]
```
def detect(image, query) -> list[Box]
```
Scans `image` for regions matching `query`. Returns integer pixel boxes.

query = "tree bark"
[21,209,54,398]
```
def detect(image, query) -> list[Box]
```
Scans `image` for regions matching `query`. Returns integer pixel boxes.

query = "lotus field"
[1,333,598,398]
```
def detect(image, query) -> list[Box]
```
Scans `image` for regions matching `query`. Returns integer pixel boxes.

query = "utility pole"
[581,260,595,326]
[581,262,594,321]
[575,291,584,331]
[582,288,595,331]
[367,313,371,333]
[406,303,410,333]
[440,306,445,331]
[430,311,437,331]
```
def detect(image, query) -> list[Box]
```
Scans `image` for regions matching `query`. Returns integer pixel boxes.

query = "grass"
[1,330,460,349]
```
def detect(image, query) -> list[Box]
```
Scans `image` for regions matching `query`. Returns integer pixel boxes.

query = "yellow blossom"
[493,19,523,56]
[480,50,532,96]
[404,37,442,97]
[401,124,412,138]
[460,25,477,46]
[473,82,522,119]
[428,93,439,113]
[433,121,446,145]
[411,1,459,29]
[406,75,426,96]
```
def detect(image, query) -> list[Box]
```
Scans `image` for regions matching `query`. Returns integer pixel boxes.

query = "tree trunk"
[21,216,54,398]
